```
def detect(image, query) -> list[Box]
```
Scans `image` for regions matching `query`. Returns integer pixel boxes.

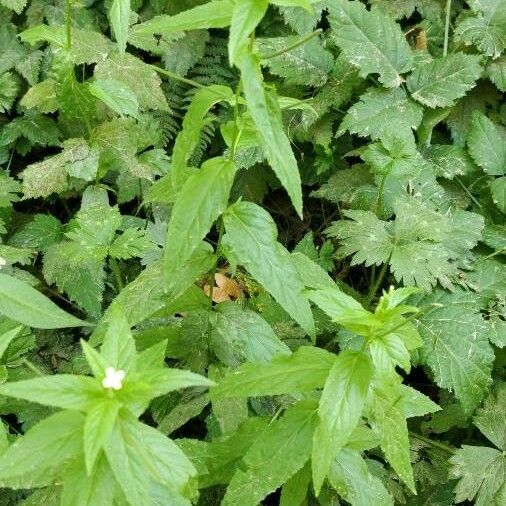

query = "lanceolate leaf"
[328,0,413,87]
[238,52,303,216]
[229,0,269,66]
[164,157,236,280]
[110,0,130,54]
[0,273,91,329]
[312,350,373,494]
[222,201,314,335]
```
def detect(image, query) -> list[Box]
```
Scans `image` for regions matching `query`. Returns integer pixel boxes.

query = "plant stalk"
[443,0,452,57]
[261,29,323,59]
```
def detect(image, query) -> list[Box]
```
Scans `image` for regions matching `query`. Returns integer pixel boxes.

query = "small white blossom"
[102,367,126,390]
[0,257,6,270]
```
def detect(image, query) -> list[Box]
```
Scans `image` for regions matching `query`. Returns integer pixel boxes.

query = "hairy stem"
[66,0,73,51]
[261,29,323,59]
[443,0,452,57]
[150,65,206,89]
[365,261,389,308]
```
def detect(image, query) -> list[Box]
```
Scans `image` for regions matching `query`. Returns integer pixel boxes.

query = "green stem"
[110,258,124,293]
[365,261,389,308]
[66,0,72,51]
[443,0,452,57]
[150,65,206,89]
[409,432,456,454]
[483,248,506,260]
[261,29,323,59]
[455,177,482,209]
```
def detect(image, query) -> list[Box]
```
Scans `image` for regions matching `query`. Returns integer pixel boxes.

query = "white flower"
[102,367,126,390]
[0,257,6,270]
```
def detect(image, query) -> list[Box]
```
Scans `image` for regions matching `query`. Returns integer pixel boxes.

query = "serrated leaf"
[415,289,495,413]
[467,111,506,176]
[473,383,506,450]
[94,52,168,111]
[0,0,27,14]
[222,401,317,506]
[407,54,482,108]
[0,273,90,329]
[211,301,290,365]
[328,0,413,87]
[328,448,394,506]
[238,52,303,216]
[0,411,84,489]
[312,350,373,493]
[223,201,314,335]
[164,157,236,279]
[88,78,139,118]
[450,445,506,506]
[211,346,335,398]
[487,55,506,91]
[257,36,334,87]
[338,87,423,140]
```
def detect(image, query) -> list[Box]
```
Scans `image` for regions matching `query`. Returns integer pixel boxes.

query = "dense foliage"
[0,0,505,504]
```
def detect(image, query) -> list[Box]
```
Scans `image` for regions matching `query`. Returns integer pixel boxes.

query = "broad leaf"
[328,0,413,87]
[110,0,130,54]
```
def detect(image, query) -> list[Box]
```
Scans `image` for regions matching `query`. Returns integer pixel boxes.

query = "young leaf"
[171,85,234,175]
[110,0,130,54]
[328,0,413,87]
[238,52,303,216]
[0,273,91,329]
[229,0,269,66]
[222,400,318,506]
[222,201,314,336]
[164,157,236,280]
[312,350,373,494]
[211,346,335,398]
[407,54,482,108]
[83,400,121,474]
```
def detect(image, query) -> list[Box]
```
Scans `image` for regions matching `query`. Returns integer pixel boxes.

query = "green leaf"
[211,301,290,365]
[83,400,121,474]
[88,78,139,118]
[407,54,482,108]
[415,289,495,414]
[100,304,137,373]
[164,157,236,279]
[94,53,169,112]
[110,0,130,54]
[450,445,506,506]
[229,0,268,66]
[328,449,394,506]
[238,52,303,216]
[104,411,196,505]
[328,0,413,87]
[338,87,423,140]
[312,350,373,494]
[258,36,334,87]
[370,377,415,492]
[467,111,506,176]
[211,346,335,398]
[171,86,234,174]
[0,273,90,329]
[223,201,314,336]
[132,0,234,36]
[0,410,84,489]
[491,176,506,212]
[0,0,28,14]
[280,463,311,506]
[0,375,103,411]
[487,55,506,91]
[222,400,318,506]
[473,383,506,450]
